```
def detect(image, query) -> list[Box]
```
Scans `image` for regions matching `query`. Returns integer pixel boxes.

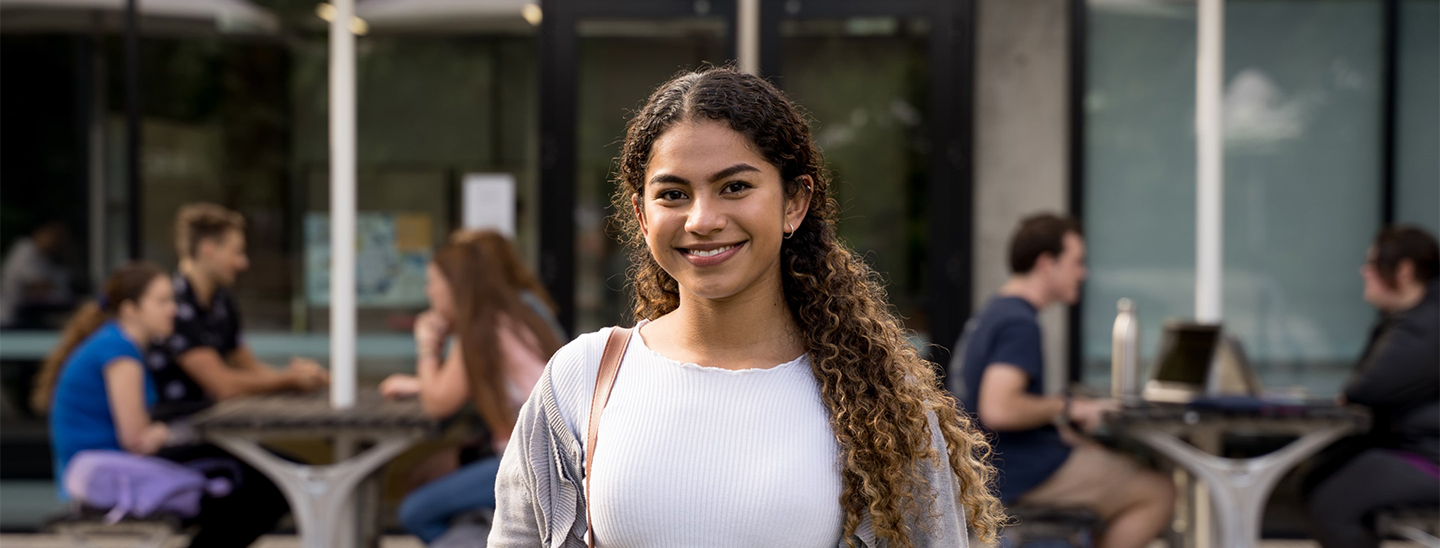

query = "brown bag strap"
[585,326,632,548]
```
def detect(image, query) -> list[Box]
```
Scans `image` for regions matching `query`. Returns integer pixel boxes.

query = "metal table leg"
[335,434,358,548]
[210,435,416,548]
[1133,427,1349,548]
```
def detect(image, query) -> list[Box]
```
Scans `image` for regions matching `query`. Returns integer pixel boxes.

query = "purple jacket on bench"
[64,450,236,524]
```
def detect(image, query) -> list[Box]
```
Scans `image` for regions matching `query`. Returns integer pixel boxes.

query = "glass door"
[765,0,972,355]
[537,0,736,332]
[539,0,972,358]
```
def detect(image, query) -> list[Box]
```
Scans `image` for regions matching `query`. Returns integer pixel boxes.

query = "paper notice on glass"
[463,174,516,237]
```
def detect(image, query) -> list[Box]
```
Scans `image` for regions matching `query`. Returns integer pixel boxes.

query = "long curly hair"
[611,67,1006,546]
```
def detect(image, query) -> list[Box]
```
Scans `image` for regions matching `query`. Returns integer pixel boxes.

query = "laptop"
[1143,322,1263,404]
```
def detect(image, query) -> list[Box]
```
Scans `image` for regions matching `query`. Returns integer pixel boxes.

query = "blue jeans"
[398,456,501,544]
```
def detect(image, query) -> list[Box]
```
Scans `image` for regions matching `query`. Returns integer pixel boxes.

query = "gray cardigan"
[486,329,972,548]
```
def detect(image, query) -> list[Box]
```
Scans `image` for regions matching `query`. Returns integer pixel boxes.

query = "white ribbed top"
[548,323,845,548]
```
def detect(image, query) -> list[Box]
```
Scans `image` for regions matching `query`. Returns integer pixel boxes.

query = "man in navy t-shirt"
[951,214,1174,548]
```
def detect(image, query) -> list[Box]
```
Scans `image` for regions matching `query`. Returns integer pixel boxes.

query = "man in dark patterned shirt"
[148,203,329,410]
[143,203,330,547]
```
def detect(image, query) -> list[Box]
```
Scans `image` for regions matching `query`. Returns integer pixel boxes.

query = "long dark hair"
[32,261,166,414]
[612,67,1005,546]
[432,237,563,437]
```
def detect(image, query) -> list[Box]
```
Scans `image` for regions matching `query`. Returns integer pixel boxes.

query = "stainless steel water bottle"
[1112,298,1140,400]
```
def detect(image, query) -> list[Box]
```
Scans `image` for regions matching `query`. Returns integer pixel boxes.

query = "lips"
[678,241,746,267]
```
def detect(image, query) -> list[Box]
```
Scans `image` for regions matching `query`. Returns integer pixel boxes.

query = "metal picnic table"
[190,390,440,548]
[1107,401,1369,548]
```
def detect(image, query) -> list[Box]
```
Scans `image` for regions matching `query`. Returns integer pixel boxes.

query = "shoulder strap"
[585,326,632,548]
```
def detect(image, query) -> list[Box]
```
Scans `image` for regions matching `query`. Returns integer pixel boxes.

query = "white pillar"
[737,0,760,75]
[1196,0,1225,324]
[329,0,357,410]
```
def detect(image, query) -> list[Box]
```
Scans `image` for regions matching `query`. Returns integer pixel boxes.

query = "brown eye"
[722,182,752,194]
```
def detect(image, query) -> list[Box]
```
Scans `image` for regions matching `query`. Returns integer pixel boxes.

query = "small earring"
[784,222,796,240]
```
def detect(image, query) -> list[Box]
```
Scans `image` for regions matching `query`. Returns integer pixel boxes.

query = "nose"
[684,194,726,236]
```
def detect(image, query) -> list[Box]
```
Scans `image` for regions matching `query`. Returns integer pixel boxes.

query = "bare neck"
[644,269,802,370]
[1387,281,1428,314]
[998,275,1053,311]
[116,317,151,351]
[178,261,217,308]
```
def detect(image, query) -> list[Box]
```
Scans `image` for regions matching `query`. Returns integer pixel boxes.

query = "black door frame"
[537,0,739,332]
[762,0,976,366]
[539,0,976,365]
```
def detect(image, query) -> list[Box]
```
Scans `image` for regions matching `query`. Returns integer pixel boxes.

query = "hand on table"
[380,373,421,399]
[1067,397,1121,434]
[286,357,331,392]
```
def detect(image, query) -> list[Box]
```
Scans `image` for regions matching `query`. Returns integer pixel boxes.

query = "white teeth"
[690,245,735,258]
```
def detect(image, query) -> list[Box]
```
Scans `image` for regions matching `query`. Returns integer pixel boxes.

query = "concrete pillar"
[973,0,1072,394]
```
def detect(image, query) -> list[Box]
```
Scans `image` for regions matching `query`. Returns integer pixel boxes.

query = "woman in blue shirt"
[33,261,175,494]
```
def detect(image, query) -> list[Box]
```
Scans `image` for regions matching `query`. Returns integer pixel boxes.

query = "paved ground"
[0,535,1427,548]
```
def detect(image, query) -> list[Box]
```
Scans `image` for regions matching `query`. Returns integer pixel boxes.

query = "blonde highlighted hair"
[174,203,245,260]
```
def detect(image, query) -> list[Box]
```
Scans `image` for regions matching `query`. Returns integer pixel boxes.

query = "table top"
[190,390,440,435]
[1107,400,1370,433]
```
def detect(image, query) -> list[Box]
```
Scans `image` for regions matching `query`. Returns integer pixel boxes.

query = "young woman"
[37,262,175,482]
[490,67,1004,548]
[37,261,290,548]
[1305,226,1438,548]
[380,233,565,544]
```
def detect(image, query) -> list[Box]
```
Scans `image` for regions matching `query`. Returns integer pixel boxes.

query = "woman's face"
[427,263,456,321]
[1361,246,1414,312]
[126,275,176,340]
[637,120,809,303]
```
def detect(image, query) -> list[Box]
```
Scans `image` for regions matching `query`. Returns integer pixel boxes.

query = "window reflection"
[781,17,932,340]
[1083,1,1386,395]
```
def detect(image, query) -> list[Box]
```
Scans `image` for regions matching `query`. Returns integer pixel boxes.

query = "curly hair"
[611,67,1006,546]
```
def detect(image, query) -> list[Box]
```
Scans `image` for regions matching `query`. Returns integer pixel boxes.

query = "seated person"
[0,220,76,328]
[381,232,565,544]
[952,214,1175,548]
[1305,225,1439,548]
[147,203,328,409]
[35,262,287,548]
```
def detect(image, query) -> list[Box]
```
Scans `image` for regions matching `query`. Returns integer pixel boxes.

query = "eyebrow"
[648,163,762,186]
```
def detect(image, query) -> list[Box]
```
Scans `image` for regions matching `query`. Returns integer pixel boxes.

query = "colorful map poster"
[306,212,432,306]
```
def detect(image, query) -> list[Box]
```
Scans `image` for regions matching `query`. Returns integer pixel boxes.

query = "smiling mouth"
[684,244,739,257]
[678,241,747,266]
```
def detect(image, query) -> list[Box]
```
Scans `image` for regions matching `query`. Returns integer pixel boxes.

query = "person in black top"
[143,204,330,548]
[147,204,328,409]
[1305,225,1440,548]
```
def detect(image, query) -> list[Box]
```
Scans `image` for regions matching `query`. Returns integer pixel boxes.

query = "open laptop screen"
[1151,323,1221,386]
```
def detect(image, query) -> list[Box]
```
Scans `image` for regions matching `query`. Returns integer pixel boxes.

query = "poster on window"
[463,173,516,237]
[305,212,432,307]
